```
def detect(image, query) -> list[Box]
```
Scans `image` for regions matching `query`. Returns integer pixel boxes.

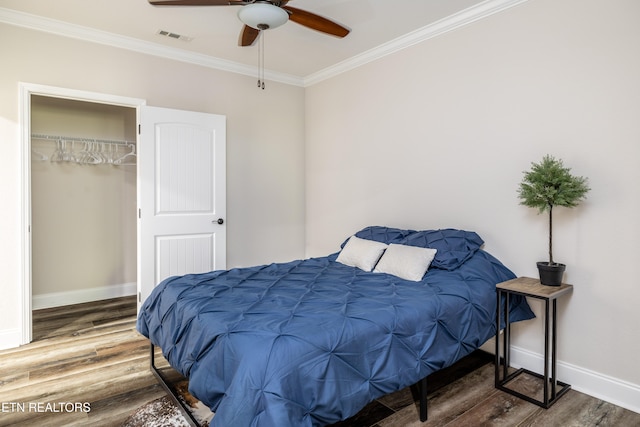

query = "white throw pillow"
[374,244,437,281]
[336,236,388,272]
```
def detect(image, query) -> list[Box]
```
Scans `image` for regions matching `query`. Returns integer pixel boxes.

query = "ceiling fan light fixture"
[238,3,289,30]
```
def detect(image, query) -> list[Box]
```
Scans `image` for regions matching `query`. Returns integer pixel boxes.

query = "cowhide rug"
[123,381,214,427]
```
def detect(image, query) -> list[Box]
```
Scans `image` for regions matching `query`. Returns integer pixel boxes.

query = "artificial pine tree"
[518,155,590,284]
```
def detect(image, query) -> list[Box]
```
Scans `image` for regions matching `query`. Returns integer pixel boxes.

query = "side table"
[495,276,573,408]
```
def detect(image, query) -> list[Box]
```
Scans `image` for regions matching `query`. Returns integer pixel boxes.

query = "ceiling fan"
[148,0,351,47]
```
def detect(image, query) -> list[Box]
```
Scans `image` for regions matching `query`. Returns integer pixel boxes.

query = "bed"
[137,226,534,426]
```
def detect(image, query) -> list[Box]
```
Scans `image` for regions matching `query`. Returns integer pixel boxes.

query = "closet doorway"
[20,83,226,347]
[29,94,138,340]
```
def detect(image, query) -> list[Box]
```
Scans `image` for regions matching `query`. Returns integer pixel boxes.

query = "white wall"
[0,23,306,346]
[305,0,640,411]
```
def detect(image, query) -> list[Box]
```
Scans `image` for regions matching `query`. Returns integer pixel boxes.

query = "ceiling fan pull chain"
[259,32,265,90]
[257,34,261,89]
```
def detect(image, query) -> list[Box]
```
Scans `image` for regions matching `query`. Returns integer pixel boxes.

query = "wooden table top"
[497,276,573,300]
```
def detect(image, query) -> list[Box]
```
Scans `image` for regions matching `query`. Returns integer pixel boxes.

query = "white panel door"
[138,106,226,306]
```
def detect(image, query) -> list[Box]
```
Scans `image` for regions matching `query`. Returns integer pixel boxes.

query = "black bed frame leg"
[149,343,201,427]
[419,376,428,422]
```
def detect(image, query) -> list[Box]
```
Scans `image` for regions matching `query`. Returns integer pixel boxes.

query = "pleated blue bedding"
[137,227,534,426]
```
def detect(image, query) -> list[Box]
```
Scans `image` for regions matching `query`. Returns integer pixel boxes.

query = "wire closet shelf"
[31,133,137,166]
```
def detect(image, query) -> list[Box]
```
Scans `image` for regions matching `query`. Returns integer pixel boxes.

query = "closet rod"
[31,133,134,146]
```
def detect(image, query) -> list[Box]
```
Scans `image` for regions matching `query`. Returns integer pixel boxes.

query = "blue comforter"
[137,228,533,426]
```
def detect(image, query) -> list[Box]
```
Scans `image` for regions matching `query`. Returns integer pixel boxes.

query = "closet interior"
[30,95,137,315]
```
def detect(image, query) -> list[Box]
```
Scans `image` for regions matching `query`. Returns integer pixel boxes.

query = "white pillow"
[336,236,388,272]
[374,244,437,281]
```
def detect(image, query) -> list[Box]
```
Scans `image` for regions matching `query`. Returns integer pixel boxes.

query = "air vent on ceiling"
[157,30,193,42]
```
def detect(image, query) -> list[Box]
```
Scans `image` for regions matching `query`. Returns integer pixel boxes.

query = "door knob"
[216,218,224,225]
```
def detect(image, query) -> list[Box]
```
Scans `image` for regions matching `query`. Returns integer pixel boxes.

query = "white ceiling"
[0,0,525,85]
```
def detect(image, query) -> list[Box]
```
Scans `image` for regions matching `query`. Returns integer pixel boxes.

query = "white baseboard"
[0,328,21,351]
[32,282,137,310]
[508,344,640,415]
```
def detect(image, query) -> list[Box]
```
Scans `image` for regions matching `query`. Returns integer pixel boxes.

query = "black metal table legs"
[495,290,571,408]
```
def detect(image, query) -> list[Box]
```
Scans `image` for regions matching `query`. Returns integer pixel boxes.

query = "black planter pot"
[537,262,566,286]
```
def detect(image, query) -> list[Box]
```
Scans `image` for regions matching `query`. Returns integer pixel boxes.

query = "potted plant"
[518,155,590,286]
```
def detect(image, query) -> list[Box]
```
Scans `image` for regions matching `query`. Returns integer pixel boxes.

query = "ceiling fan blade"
[282,6,350,38]
[239,25,260,46]
[149,0,248,6]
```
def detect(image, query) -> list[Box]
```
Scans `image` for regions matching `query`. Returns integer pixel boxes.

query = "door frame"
[19,83,146,344]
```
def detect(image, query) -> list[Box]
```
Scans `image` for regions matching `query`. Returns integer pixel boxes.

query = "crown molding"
[303,0,530,87]
[1,0,529,89]
[0,7,304,87]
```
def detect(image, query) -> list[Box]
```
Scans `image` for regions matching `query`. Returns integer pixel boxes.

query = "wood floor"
[0,296,638,427]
